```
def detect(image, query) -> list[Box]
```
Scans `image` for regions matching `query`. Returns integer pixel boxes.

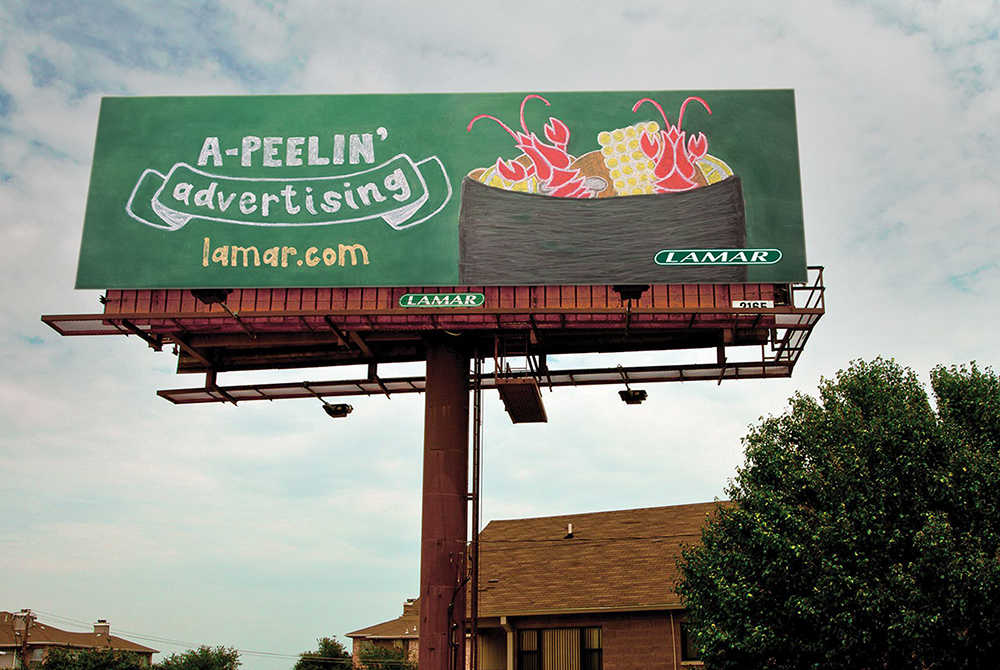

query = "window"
[517,627,601,670]
[680,623,701,663]
[518,630,539,670]
[582,627,601,670]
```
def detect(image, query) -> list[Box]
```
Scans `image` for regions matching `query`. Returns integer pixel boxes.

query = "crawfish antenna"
[520,94,551,134]
[677,96,711,131]
[467,114,518,139]
[632,98,672,129]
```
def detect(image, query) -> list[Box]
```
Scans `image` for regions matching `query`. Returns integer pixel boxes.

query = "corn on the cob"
[596,121,660,196]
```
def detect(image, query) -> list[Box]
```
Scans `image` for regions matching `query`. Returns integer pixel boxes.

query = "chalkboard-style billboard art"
[76,91,806,289]
[461,94,751,284]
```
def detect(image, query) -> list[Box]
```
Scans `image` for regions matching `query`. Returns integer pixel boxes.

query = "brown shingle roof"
[347,501,726,637]
[476,502,725,615]
[346,614,419,639]
[0,613,157,654]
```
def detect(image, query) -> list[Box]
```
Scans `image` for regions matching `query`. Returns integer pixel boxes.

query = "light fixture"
[190,288,233,305]
[304,383,353,418]
[612,284,650,301]
[190,289,255,338]
[322,402,354,419]
[619,389,648,405]
[618,364,647,405]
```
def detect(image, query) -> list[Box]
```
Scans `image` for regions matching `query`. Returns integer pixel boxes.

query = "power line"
[27,534,694,659]
[28,611,313,660]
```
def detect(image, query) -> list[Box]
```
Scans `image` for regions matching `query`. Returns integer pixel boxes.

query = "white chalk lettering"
[263,137,282,167]
[203,132,388,168]
[308,137,330,166]
[286,137,305,167]
[384,168,411,201]
[193,182,217,209]
[217,190,236,212]
[241,136,261,167]
[349,134,374,164]
[239,192,256,215]
[333,135,345,165]
[321,191,342,213]
[173,182,193,205]
[198,137,222,167]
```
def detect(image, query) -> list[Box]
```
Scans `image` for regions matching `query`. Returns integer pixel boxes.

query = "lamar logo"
[654,248,782,266]
[399,293,485,308]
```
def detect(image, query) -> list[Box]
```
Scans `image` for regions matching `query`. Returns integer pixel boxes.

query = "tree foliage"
[678,359,1000,669]
[41,648,147,670]
[356,646,415,670]
[155,646,240,670]
[293,637,351,670]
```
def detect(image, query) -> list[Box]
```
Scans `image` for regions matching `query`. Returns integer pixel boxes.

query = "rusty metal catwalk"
[42,268,824,403]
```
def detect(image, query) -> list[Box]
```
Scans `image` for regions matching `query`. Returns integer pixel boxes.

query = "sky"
[1,0,998,667]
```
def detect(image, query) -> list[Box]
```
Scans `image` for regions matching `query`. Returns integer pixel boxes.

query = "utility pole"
[12,610,34,669]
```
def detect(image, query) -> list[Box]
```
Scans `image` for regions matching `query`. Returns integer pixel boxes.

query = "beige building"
[349,502,722,670]
[0,611,157,668]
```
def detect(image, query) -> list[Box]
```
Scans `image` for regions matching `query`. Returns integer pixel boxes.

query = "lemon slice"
[696,155,734,185]
[477,166,540,193]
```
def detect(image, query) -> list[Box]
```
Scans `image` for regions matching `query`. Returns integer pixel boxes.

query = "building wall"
[350,638,418,667]
[496,609,692,670]
[351,637,362,665]
[403,639,418,665]
[349,609,694,670]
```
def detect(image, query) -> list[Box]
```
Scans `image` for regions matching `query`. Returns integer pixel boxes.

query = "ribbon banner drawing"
[126,153,452,231]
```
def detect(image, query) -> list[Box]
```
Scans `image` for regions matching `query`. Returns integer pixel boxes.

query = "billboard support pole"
[420,335,470,670]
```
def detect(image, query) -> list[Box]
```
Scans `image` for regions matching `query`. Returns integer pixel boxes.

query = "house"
[348,501,723,670]
[0,611,158,668]
[345,599,419,667]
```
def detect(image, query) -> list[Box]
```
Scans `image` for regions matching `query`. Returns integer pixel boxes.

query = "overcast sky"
[1,0,998,668]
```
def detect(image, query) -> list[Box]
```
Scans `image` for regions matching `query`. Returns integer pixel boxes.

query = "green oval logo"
[653,249,783,266]
[399,292,485,308]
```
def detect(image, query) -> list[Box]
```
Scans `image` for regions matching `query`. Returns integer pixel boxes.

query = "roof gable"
[476,502,724,615]
[345,502,727,637]
[346,615,419,639]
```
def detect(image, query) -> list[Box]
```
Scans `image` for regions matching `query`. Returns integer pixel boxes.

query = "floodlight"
[619,389,648,405]
[322,402,354,419]
[190,288,255,338]
[617,364,647,405]
[191,288,233,305]
[612,284,650,301]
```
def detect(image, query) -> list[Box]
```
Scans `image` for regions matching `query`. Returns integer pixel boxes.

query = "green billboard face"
[76,90,806,288]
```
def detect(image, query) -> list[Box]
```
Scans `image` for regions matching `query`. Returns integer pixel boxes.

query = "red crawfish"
[467,94,595,198]
[633,96,711,193]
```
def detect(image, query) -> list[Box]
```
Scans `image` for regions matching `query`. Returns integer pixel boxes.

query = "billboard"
[76,90,806,288]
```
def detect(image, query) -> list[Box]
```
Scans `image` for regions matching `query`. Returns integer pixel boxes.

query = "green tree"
[292,637,351,670]
[155,646,240,670]
[357,646,415,670]
[41,648,147,670]
[678,359,1000,669]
